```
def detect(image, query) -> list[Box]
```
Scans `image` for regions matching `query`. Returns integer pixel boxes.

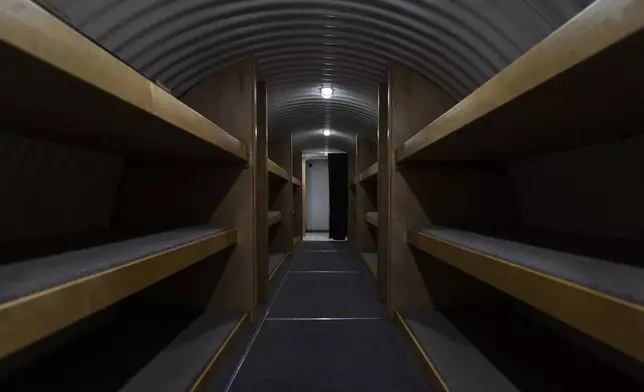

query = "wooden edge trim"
[0,0,249,162]
[0,229,237,359]
[268,159,289,182]
[394,309,450,392]
[407,229,644,363]
[191,312,248,392]
[394,0,644,163]
[358,253,376,279]
[268,252,290,281]
[267,212,283,227]
[365,212,379,228]
[359,162,378,183]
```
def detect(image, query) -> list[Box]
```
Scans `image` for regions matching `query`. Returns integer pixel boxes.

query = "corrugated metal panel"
[41,0,593,150]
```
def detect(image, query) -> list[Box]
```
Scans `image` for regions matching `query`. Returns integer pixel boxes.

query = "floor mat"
[268,272,383,318]
[228,320,430,392]
[291,251,359,271]
[298,241,352,252]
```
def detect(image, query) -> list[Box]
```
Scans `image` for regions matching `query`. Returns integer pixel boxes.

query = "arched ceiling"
[41,0,592,151]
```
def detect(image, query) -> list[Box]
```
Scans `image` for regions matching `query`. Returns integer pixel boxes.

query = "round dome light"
[320,87,333,99]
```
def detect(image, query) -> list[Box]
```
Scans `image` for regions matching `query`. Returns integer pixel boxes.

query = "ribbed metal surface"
[42,0,593,150]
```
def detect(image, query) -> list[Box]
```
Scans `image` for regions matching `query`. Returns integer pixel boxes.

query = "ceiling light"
[323,129,331,136]
[320,87,333,98]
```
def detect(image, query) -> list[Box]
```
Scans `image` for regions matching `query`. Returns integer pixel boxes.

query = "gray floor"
[223,241,429,392]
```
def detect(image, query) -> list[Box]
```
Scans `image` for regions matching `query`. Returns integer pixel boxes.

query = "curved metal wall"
[43,0,593,150]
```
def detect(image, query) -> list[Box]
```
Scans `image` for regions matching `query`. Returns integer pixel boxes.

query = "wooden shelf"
[268,252,288,281]
[292,177,301,187]
[120,312,246,391]
[407,226,644,363]
[268,159,290,182]
[0,0,248,162]
[396,310,517,392]
[358,162,378,183]
[360,252,378,278]
[365,212,379,228]
[396,0,644,163]
[0,226,237,359]
[267,210,283,227]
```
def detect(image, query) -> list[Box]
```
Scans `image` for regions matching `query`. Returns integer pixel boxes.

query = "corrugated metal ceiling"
[42,0,593,151]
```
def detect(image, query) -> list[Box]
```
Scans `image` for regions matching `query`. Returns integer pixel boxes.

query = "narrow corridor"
[222,241,428,392]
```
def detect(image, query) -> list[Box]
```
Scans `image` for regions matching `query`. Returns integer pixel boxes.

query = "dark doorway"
[327,153,348,240]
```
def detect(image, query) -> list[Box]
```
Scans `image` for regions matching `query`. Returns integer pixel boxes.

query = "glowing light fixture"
[323,129,331,136]
[320,86,333,99]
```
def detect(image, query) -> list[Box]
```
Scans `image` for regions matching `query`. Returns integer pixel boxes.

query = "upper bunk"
[0,0,248,163]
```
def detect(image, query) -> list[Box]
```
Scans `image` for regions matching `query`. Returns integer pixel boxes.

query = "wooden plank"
[396,0,644,163]
[0,0,248,162]
[408,228,644,363]
[268,137,294,256]
[355,135,378,255]
[376,82,390,302]
[268,159,290,182]
[190,313,247,392]
[395,310,449,392]
[267,211,283,227]
[358,162,378,183]
[255,82,268,304]
[268,252,290,281]
[181,58,257,321]
[293,152,304,240]
[0,229,237,359]
[292,177,301,187]
[387,62,455,315]
[365,212,379,228]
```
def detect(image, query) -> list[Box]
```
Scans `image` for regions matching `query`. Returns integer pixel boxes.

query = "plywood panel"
[181,58,257,319]
[356,136,377,254]
[293,151,303,240]
[388,62,455,313]
[269,136,293,253]
[376,83,390,301]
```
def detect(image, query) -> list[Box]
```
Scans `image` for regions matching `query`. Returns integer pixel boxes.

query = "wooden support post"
[348,136,358,245]
[293,150,303,242]
[179,58,259,321]
[377,83,389,301]
[255,82,269,304]
[387,62,455,316]
[268,135,294,254]
[355,136,377,255]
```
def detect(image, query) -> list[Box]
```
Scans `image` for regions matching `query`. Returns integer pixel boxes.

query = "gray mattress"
[421,226,644,306]
[120,311,241,392]
[268,210,281,222]
[269,252,286,276]
[403,311,519,392]
[361,252,378,275]
[0,226,226,305]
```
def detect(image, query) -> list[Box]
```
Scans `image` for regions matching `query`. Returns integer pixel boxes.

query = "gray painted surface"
[306,159,329,232]
[38,0,593,150]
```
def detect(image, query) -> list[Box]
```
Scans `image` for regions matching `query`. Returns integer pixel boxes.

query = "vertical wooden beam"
[293,150,303,242]
[181,57,259,321]
[268,136,294,253]
[377,83,390,302]
[355,136,377,254]
[387,62,456,316]
[256,82,268,304]
[348,136,357,245]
